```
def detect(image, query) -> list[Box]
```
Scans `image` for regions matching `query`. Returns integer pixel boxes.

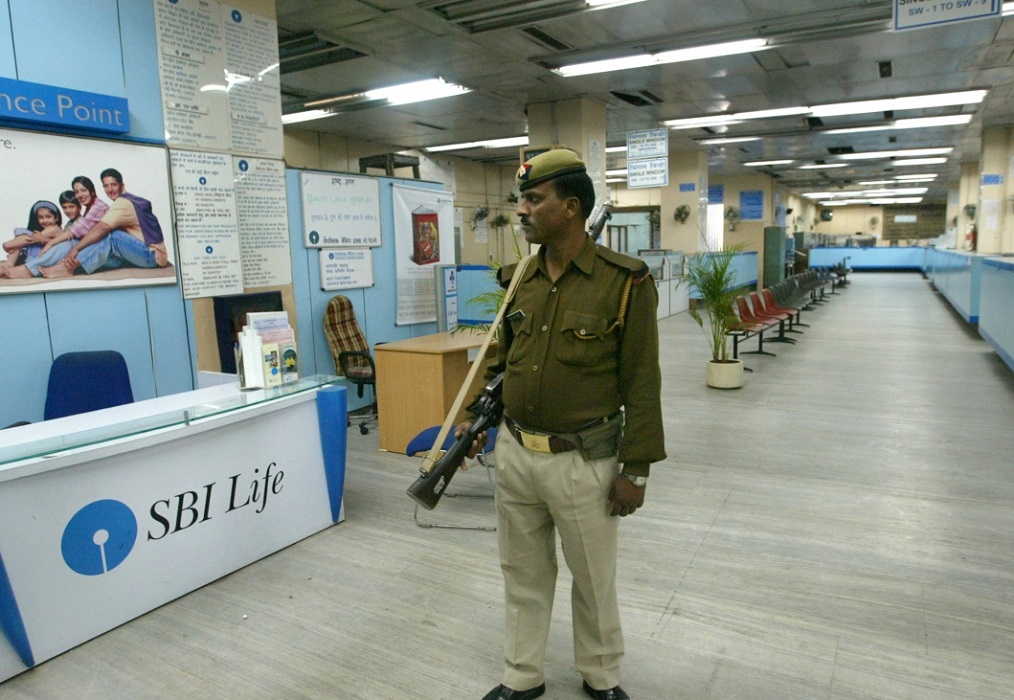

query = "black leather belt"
[504,415,577,454]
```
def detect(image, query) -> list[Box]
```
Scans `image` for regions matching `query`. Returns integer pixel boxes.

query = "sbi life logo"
[60,463,285,575]
[61,500,137,576]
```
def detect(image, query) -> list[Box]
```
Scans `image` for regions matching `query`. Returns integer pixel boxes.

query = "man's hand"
[454,421,488,469]
[608,475,645,517]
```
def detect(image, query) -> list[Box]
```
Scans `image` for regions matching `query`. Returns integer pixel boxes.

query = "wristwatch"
[621,473,648,487]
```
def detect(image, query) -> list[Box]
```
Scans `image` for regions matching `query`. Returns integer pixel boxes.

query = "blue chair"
[44,351,134,420]
[407,425,498,531]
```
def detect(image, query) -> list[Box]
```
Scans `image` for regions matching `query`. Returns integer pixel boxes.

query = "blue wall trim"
[984,258,1014,272]
[315,385,348,523]
[0,552,34,668]
[980,326,1014,373]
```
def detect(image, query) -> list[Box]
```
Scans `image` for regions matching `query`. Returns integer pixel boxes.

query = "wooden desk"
[375,330,494,453]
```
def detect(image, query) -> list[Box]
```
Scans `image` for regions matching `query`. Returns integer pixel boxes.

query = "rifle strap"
[421,254,536,472]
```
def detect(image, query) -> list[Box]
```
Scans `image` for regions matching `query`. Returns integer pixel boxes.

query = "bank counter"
[0,376,347,682]
[980,257,1014,371]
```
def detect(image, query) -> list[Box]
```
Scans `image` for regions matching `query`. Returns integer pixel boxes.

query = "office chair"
[44,351,134,420]
[323,295,377,435]
[406,425,498,531]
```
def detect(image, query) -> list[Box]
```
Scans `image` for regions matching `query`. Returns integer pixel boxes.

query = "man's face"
[515,180,574,245]
[102,176,123,199]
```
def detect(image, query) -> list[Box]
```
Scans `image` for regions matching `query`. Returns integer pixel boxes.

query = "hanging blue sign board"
[740,190,764,220]
[981,173,1003,185]
[0,77,129,134]
[708,185,724,204]
[679,183,695,192]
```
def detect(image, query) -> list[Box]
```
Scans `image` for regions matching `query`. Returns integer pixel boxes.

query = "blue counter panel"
[809,247,926,270]
[924,249,982,324]
[979,259,1014,372]
[689,251,757,298]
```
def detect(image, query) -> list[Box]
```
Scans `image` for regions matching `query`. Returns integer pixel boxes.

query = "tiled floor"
[2,272,1013,699]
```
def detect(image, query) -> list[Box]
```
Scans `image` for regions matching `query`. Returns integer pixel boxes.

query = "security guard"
[468,149,665,700]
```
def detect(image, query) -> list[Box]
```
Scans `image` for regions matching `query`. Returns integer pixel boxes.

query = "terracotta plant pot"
[706,359,744,389]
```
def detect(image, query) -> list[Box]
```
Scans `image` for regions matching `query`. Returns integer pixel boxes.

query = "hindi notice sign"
[171,149,244,298]
[625,128,669,159]
[627,157,669,189]
[300,172,381,248]
[233,157,290,288]
[893,0,1000,31]
[319,248,373,291]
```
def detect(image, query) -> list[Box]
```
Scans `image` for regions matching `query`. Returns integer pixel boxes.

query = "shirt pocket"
[555,309,616,367]
[506,311,534,366]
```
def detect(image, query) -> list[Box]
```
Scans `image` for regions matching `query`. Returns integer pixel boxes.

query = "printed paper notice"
[393,185,456,325]
[320,249,373,291]
[153,0,231,152]
[222,6,283,159]
[171,150,244,298]
[301,172,382,247]
[233,157,290,288]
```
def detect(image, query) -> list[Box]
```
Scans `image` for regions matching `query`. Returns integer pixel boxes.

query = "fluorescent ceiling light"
[837,147,953,160]
[890,176,936,182]
[556,38,768,77]
[668,119,744,130]
[733,107,810,120]
[893,157,948,165]
[809,90,987,118]
[364,78,470,106]
[426,136,528,152]
[588,0,649,8]
[653,39,770,65]
[699,136,761,145]
[894,173,938,179]
[798,163,849,169]
[665,107,805,129]
[822,115,973,134]
[661,89,987,131]
[819,197,924,205]
[744,159,794,166]
[858,180,896,185]
[605,145,628,153]
[282,109,336,125]
[811,187,928,198]
[606,169,628,176]
[555,54,655,77]
[606,178,627,183]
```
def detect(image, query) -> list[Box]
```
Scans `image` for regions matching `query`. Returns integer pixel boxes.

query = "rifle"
[587,201,613,242]
[406,373,504,510]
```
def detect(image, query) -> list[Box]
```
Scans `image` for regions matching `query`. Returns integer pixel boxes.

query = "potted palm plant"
[686,247,745,389]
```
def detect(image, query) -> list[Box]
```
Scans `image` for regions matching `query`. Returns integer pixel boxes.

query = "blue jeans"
[24,240,75,277]
[76,231,157,274]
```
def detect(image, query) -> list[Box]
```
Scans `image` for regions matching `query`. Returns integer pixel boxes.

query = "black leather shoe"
[482,683,546,700]
[582,680,630,700]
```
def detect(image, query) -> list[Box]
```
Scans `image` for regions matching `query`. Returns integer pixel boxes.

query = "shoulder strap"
[422,254,536,472]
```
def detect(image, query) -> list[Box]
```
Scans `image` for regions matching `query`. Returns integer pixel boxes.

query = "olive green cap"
[516,148,586,191]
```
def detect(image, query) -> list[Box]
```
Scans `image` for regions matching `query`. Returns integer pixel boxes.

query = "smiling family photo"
[0,129,176,294]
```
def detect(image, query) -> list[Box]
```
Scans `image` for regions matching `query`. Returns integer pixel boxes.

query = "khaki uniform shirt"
[490,235,665,475]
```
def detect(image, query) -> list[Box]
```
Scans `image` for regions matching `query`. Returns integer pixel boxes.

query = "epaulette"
[595,245,650,283]
[496,263,518,289]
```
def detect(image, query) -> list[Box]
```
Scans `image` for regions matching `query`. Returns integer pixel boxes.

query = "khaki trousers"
[494,424,623,691]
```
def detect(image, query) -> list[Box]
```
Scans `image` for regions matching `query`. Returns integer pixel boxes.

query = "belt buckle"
[519,430,552,453]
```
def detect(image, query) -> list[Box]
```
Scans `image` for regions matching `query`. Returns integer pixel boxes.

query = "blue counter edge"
[0,552,34,669]
[984,258,1014,272]
[979,327,1014,372]
[315,385,348,523]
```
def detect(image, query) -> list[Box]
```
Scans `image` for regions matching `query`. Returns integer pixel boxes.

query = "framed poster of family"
[0,128,177,295]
